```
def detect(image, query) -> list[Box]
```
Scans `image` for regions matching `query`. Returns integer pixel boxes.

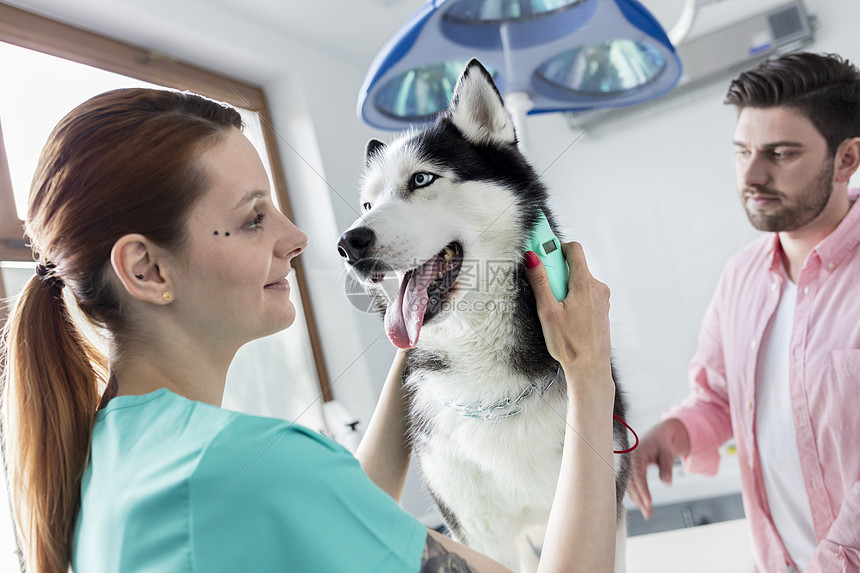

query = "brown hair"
[0,88,242,573]
[725,52,860,156]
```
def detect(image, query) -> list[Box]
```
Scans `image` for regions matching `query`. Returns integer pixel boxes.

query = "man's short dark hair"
[725,52,860,155]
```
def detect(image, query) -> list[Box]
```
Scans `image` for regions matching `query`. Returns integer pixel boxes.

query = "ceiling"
[206,0,425,66]
[5,0,700,65]
[205,0,697,66]
[3,0,789,80]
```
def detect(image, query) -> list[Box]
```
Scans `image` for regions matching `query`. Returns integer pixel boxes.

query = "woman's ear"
[835,137,860,183]
[110,234,173,305]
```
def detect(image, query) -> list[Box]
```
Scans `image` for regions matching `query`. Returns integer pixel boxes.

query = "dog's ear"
[365,139,386,165]
[448,59,516,146]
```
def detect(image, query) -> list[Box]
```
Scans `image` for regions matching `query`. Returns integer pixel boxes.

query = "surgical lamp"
[357,0,684,131]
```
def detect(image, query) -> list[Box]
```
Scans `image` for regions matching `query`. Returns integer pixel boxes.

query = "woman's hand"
[525,242,619,572]
[355,349,411,501]
[524,242,613,402]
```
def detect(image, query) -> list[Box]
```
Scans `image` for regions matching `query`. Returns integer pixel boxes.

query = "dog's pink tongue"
[384,255,445,349]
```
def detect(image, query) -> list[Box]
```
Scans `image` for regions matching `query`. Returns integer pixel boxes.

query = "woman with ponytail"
[0,89,619,573]
[2,90,248,572]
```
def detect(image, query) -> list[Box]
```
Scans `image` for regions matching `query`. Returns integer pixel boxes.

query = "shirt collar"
[812,187,860,270]
[764,188,860,272]
[765,234,784,273]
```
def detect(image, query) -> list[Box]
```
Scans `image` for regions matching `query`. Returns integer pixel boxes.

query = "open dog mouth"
[385,242,463,349]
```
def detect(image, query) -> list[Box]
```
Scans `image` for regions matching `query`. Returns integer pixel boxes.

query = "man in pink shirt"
[627,52,860,573]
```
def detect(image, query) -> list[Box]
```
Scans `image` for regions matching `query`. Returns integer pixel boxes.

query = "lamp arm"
[667,0,726,46]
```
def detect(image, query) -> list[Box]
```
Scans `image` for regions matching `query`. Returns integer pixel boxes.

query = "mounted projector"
[566,0,816,130]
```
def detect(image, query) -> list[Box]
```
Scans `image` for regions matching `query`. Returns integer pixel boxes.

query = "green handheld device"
[525,209,569,302]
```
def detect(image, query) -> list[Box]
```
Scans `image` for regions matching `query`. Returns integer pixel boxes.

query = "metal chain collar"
[443,367,561,421]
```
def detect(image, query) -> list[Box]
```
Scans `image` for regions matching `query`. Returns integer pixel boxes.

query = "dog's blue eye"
[410,172,437,189]
[363,202,372,212]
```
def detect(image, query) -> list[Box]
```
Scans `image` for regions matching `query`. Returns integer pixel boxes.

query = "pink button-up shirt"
[664,190,860,573]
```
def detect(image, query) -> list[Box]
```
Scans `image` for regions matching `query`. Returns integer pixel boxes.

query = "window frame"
[0,2,333,400]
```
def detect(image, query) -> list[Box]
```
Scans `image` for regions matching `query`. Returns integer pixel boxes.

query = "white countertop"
[627,518,756,573]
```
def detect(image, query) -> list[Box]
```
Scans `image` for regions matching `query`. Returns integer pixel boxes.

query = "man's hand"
[627,418,690,519]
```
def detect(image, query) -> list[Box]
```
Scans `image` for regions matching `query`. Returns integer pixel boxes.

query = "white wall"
[4,0,431,514]
[528,88,751,432]
[521,0,860,434]
[314,0,860,511]
[296,0,860,447]
[4,0,396,429]
[6,0,860,517]
[324,0,860,510]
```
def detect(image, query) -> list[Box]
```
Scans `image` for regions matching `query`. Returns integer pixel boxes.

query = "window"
[0,5,331,570]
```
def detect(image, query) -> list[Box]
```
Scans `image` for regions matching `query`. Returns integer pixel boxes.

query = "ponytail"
[2,274,105,572]
[0,87,242,572]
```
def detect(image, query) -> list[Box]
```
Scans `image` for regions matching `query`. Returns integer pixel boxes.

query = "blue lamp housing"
[358,0,682,129]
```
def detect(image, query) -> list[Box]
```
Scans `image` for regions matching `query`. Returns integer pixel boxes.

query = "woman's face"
[170,128,307,348]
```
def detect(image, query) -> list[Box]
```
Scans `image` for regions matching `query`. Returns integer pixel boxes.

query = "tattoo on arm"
[421,533,479,573]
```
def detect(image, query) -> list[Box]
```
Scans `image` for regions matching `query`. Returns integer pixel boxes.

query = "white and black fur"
[338,60,629,572]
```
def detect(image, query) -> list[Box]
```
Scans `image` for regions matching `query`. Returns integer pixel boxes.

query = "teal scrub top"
[72,388,427,572]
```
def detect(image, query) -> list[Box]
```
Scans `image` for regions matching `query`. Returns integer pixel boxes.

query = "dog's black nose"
[337,227,375,263]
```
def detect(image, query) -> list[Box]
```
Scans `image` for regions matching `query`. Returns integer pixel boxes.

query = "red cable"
[612,413,639,454]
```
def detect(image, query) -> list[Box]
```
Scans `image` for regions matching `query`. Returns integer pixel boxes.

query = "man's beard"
[742,158,834,232]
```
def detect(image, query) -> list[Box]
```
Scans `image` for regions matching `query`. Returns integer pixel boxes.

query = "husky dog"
[338,60,629,572]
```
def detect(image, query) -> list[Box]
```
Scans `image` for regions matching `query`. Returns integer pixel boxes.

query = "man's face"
[733,106,835,232]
